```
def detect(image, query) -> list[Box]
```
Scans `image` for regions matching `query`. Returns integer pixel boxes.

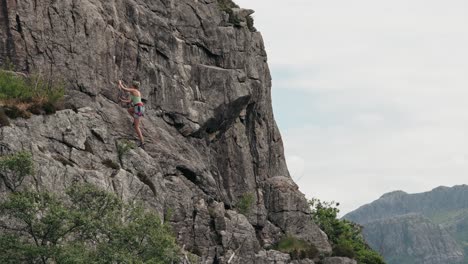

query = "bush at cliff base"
[0,184,180,263]
[309,198,386,264]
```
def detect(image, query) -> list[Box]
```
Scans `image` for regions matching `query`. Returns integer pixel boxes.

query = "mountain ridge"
[344,185,468,264]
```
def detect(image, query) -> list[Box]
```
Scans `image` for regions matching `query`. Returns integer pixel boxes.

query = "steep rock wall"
[0,0,333,262]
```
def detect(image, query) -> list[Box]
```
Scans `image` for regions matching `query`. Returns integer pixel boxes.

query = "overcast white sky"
[235,0,468,214]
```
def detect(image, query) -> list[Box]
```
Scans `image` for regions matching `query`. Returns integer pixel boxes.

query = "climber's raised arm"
[118,80,135,92]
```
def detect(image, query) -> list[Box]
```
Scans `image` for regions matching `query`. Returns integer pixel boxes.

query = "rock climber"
[117,80,145,148]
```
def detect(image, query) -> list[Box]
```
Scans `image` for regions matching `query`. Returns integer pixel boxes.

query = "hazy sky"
[235,0,468,214]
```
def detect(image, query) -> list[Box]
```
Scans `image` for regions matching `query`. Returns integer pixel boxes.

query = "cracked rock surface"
[0,0,339,262]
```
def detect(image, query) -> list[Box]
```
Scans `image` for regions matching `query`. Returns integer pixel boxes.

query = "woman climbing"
[117,80,145,148]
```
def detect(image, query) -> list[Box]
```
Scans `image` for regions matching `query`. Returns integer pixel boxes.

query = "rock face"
[0,0,334,262]
[344,185,468,264]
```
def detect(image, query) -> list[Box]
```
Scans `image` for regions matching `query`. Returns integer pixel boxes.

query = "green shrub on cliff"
[236,192,255,215]
[0,70,65,118]
[309,198,386,264]
[0,184,180,263]
[0,151,34,192]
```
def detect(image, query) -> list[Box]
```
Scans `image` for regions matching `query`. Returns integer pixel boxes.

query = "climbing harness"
[133,102,145,118]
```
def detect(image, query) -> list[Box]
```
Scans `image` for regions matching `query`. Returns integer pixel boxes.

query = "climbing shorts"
[133,103,145,119]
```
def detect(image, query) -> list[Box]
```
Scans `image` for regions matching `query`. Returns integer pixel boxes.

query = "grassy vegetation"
[236,192,255,215]
[274,234,319,260]
[0,69,65,121]
[309,198,386,264]
[0,183,180,263]
[0,151,34,192]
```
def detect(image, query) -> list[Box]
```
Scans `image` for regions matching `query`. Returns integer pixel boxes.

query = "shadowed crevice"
[0,0,16,64]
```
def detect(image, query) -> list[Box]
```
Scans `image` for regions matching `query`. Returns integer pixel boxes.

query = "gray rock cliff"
[0,0,346,263]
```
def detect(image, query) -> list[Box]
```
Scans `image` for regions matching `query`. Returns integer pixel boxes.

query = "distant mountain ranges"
[344,185,468,264]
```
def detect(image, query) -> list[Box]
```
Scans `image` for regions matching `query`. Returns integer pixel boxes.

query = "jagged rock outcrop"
[344,185,468,264]
[0,0,338,262]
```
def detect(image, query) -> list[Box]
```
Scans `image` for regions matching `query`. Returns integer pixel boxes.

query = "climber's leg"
[127,107,135,117]
[134,117,144,147]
